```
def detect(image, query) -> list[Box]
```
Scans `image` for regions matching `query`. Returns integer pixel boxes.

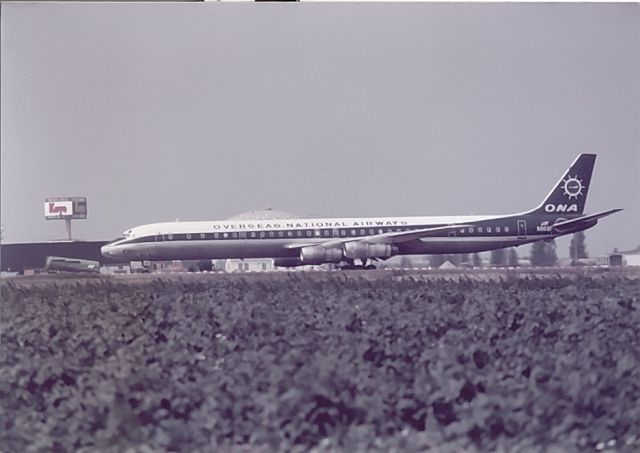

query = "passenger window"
[323,230,330,237]
[351,230,356,236]
[251,232,256,238]
[469,227,474,234]
[306,230,312,237]
[201,233,206,239]
[278,231,284,238]
[369,229,374,235]
[296,230,302,237]
[223,233,228,238]
[232,232,238,239]
[168,234,173,240]
[459,228,465,234]
[496,226,501,233]
[287,231,293,237]
[359,229,365,235]
[505,226,510,233]
[341,230,346,236]
[478,227,483,233]
[269,231,275,238]
[186,233,191,239]
[487,227,492,233]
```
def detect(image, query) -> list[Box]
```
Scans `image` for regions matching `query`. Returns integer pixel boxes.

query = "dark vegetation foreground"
[1,273,639,452]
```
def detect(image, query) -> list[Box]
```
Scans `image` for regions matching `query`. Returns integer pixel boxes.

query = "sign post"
[65,219,72,241]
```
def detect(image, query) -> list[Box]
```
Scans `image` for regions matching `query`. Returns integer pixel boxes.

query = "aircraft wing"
[285,224,472,249]
[552,209,623,233]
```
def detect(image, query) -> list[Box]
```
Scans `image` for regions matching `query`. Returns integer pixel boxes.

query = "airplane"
[101,153,621,269]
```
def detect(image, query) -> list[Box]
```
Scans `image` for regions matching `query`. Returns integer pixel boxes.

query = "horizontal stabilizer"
[552,209,623,233]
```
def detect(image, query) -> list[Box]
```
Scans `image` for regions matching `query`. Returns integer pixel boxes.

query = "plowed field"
[1,270,639,452]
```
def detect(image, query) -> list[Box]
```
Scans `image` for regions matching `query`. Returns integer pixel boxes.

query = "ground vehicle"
[45,256,100,274]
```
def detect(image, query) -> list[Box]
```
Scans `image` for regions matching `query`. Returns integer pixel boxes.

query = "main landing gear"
[340,259,377,270]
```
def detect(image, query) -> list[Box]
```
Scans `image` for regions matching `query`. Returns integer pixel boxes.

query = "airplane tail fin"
[529,153,596,215]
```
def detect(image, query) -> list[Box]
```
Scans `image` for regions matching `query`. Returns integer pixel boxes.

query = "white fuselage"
[100,153,617,266]
[101,213,545,262]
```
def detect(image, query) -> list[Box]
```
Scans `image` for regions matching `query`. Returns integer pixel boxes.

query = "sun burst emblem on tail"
[562,175,585,199]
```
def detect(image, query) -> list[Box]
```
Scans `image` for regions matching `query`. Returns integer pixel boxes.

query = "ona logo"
[545,204,578,213]
[562,176,585,199]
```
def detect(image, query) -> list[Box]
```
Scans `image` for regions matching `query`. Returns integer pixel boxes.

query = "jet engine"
[343,242,396,260]
[273,258,304,268]
[299,246,344,264]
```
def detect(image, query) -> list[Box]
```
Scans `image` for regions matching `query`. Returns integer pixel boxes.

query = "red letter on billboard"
[49,203,67,214]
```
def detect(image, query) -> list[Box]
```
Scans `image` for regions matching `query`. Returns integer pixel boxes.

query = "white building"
[101,263,131,275]
[614,245,640,266]
[225,258,274,272]
[594,245,640,266]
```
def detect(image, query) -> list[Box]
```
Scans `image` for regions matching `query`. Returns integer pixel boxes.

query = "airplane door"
[517,220,527,238]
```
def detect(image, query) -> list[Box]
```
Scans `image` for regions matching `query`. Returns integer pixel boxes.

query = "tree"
[569,231,588,264]
[472,253,482,268]
[545,240,558,266]
[490,248,507,267]
[507,248,519,267]
[530,242,545,266]
[530,240,557,266]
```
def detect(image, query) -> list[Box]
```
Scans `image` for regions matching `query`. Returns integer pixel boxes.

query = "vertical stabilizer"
[529,154,596,215]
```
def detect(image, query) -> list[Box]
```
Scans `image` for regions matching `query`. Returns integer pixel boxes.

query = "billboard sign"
[45,201,73,217]
[44,197,87,220]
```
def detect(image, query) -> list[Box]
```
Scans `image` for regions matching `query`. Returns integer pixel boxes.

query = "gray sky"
[1,2,639,257]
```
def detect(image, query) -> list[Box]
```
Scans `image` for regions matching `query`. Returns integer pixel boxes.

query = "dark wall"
[1,241,120,272]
